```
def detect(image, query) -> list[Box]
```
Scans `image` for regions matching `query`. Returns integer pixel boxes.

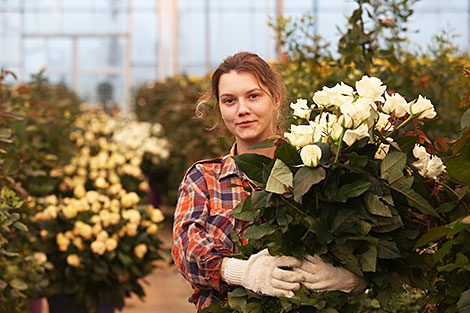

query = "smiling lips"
[236,120,256,127]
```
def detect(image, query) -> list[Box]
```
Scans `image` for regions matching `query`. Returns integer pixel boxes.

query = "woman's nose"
[237,100,251,116]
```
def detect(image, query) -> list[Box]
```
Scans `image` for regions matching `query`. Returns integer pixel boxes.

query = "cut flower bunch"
[32,108,169,312]
[207,76,449,312]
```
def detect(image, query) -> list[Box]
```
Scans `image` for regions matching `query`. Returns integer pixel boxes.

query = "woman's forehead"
[218,71,269,95]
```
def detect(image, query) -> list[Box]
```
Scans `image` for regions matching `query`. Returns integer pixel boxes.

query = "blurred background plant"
[134,75,232,206]
[32,107,169,312]
[0,69,49,312]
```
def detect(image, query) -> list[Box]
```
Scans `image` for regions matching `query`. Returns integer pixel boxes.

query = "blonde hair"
[195,52,287,134]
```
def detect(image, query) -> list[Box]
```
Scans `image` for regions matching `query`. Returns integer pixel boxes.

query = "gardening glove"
[294,254,367,294]
[221,249,303,298]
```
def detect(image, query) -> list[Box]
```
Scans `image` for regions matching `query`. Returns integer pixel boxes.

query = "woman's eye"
[223,98,234,104]
[249,94,259,99]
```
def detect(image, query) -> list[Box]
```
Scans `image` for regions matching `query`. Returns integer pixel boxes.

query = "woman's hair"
[195,51,287,133]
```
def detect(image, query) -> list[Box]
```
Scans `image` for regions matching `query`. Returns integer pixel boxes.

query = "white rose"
[95,176,109,189]
[73,237,84,250]
[426,156,446,180]
[74,221,93,240]
[62,204,78,219]
[412,144,428,160]
[313,112,339,142]
[73,185,86,198]
[356,76,387,102]
[284,124,314,149]
[325,82,355,107]
[96,230,109,242]
[376,112,394,132]
[343,124,370,146]
[410,95,437,119]
[67,254,81,267]
[312,89,330,106]
[146,223,159,234]
[374,139,393,160]
[383,92,410,118]
[109,212,121,225]
[340,97,373,128]
[149,208,165,224]
[44,205,58,220]
[300,144,322,167]
[290,98,311,119]
[85,191,100,204]
[126,223,139,237]
[91,240,106,255]
[134,244,148,259]
[45,195,58,205]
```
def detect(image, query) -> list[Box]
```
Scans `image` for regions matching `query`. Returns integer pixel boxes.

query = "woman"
[172,52,365,311]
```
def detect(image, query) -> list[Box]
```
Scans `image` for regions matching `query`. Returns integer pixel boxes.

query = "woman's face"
[218,71,278,151]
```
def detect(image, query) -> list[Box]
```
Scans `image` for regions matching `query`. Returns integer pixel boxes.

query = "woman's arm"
[172,164,235,293]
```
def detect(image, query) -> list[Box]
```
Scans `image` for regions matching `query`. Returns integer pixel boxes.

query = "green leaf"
[389,176,439,218]
[377,241,401,259]
[233,153,272,186]
[248,139,274,150]
[461,108,470,129]
[230,198,257,221]
[241,224,276,240]
[395,136,419,154]
[9,278,28,290]
[334,181,371,203]
[266,159,293,194]
[293,167,326,202]
[118,251,133,266]
[414,225,449,248]
[457,289,470,313]
[12,221,28,232]
[380,151,406,182]
[359,245,377,272]
[2,156,19,176]
[230,287,248,297]
[364,192,392,217]
[433,239,456,264]
[274,142,302,167]
[444,145,470,184]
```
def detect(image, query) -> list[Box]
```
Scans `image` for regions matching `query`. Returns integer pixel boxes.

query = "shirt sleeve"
[171,164,235,293]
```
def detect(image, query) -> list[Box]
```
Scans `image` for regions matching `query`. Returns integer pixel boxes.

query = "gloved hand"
[221,249,303,298]
[294,254,367,293]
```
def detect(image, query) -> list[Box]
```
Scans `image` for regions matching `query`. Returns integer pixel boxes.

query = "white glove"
[221,249,303,298]
[294,254,367,293]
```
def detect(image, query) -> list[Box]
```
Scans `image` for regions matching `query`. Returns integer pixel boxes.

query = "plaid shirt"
[172,147,256,311]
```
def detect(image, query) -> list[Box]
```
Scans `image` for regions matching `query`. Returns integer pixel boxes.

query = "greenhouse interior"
[1,0,470,312]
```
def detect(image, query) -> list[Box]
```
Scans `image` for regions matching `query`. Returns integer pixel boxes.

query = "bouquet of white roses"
[33,108,169,312]
[208,76,448,312]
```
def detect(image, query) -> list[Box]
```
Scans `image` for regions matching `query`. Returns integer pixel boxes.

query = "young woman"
[172,52,365,311]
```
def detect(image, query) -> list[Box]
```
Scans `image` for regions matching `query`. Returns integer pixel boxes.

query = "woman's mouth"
[237,120,256,127]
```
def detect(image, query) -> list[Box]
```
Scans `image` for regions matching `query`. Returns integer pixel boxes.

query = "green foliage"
[134,76,232,205]
[0,68,82,197]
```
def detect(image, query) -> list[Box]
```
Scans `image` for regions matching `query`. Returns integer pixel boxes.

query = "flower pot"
[47,296,114,313]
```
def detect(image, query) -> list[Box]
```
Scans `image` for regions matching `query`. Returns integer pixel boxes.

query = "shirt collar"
[219,143,243,181]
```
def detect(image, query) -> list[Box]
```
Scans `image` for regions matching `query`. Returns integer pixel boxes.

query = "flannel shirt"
[172,146,256,311]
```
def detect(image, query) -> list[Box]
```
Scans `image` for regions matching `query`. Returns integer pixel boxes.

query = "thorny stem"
[281,195,307,217]
[385,114,415,138]
[334,127,346,165]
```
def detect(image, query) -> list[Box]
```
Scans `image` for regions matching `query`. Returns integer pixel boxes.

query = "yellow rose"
[109,212,121,225]
[85,190,100,204]
[74,185,86,198]
[121,192,140,208]
[40,229,48,239]
[95,177,109,189]
[44,205,58,219]
[56,233,70,252]
[122,209,141,224]
[73,237,84,250]
[96,230,109,242]
[74,221,93,240]
[77,167,88,177]
[126,223,138,237]
[150,208,165,224]
[91,240,106,255]
[139,181,150,192]
[33,252,47,264]
[108,184,122,195]
[105,238,118,252]
[91,202,102,213]
[84,131,95,142]
[92,223,103,236]
[108,172,120,184]
[62,204,78,219]
[89,170,99,180]
[90,215,101,224]
[64,230,74,239]
[146,223,158,234]
[63,164,76,175]
[67,254,81,267]
[45,194,58,205]
[134,243,147,259]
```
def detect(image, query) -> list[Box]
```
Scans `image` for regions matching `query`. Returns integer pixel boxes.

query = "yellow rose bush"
[33,108,169,312]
